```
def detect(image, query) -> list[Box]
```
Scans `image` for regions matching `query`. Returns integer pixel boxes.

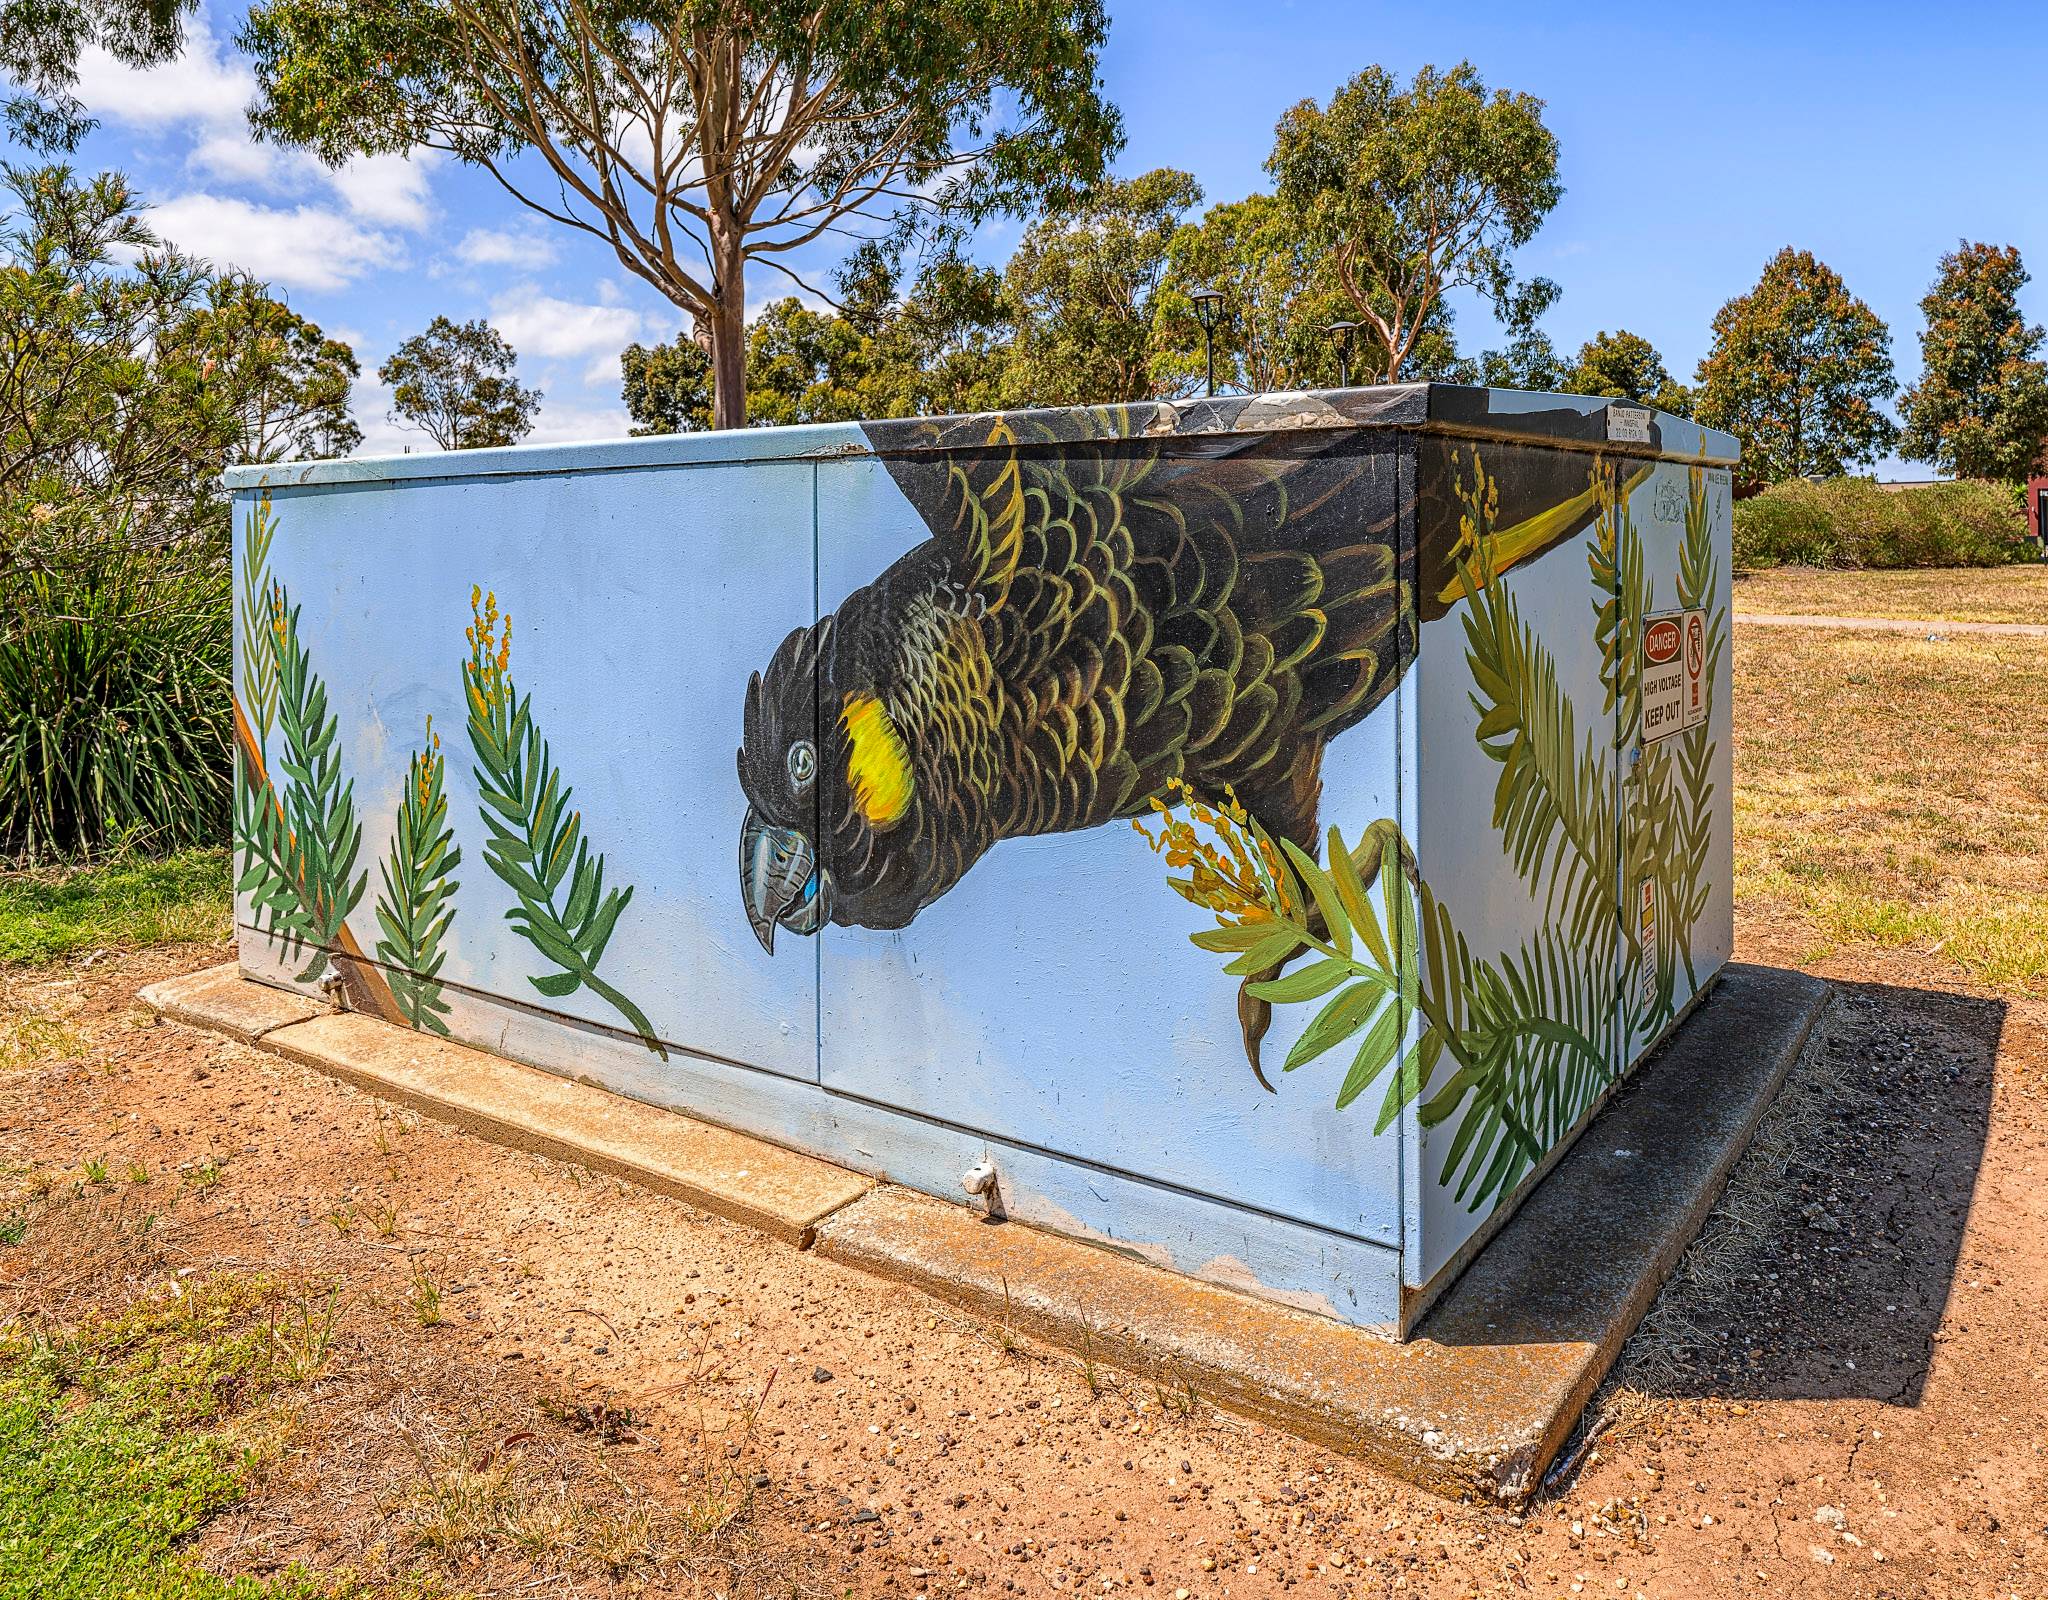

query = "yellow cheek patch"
[840,692,913,829]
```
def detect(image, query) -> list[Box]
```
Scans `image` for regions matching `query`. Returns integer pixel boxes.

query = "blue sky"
[43,0,2046,467]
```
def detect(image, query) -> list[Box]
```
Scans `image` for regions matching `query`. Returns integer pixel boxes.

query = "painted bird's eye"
[787,739,816,790]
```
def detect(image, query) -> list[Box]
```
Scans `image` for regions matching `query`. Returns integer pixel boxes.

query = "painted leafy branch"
[1134,785,1607,1208]
[374,716,462,1034]
[462,587,666,1058]
[235,579,368,983]
[1151,448,1729,1215]
[231,499,405,1020]
[238,494,281,747]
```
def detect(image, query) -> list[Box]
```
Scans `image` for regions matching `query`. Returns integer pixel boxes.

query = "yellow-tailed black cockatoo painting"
[738,400,1609,1075]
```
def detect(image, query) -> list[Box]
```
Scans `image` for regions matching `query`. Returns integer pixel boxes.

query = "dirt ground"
[1,931,2042,1600]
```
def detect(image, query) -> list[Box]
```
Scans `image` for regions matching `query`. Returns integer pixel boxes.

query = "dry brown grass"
[1733,562,2048,625]
[1734,622,2048,993]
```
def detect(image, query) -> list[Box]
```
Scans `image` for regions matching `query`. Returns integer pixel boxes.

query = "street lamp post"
[1191,287,1226,397]
[1324,320,1361,390]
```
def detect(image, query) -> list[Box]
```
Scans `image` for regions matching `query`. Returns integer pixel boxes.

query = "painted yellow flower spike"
[1131,778,1298,924]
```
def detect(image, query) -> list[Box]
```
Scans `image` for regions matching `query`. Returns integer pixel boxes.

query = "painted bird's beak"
[741,807,827,953]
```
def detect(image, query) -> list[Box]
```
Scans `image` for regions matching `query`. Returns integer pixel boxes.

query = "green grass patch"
[0,1274,345,1599]
[0,848,230,964]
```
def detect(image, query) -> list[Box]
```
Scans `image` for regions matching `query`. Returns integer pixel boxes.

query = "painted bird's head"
[737,599,934,953]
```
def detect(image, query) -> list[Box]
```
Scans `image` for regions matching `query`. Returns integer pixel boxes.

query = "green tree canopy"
[166,275,362,461]
[378,316,539,451]
[622,242,1008,432]
[621,338,712,436]
[744,297,872,428]
[1002,166,1201,407]
[1564,328,1693,416]
[1,164,356,549]
[239,0,1121,431]
[1695,248,1898,488]
[1899,241,2048,483]
[860,246,1009,418]
[1157,192,1346,394]
[1266,62,1561,384]
[1457,276,1565,391]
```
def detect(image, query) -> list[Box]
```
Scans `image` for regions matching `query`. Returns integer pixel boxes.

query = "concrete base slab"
[145,971,873,1246]
[139,962,328,1042]
[817,963,1828,1502]
[145,960,1825,1501]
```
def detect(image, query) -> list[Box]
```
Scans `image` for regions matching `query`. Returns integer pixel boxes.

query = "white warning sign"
[1642,608,1708,744]
[1638,878,1658,1008]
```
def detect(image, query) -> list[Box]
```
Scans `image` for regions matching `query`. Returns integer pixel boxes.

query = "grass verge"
[1732,563,2048,626]
[0,848,230,964]
[0,1266,345,1599]
[1734,622,2048,993]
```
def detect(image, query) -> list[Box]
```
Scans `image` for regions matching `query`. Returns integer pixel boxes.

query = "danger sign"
[1642,607,1708,744]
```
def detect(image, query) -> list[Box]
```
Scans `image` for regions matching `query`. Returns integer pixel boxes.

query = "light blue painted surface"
[231,388,1732,1336]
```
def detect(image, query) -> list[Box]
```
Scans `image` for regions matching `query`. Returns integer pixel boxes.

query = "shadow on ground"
[1614,977,2002,1409]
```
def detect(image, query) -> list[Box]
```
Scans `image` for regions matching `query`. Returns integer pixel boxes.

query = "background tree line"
[4,1,2047,864]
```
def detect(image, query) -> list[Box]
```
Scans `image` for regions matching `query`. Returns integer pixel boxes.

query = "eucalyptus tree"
[1266,62,1560,384]
[240,0,1121,429]
[0,0,191,150]
[379,316,539,451]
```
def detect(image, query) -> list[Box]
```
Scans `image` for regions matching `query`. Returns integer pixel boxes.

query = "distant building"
[2029,474,2048,550]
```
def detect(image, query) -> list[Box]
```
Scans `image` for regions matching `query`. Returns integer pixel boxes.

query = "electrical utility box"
[225,385,1736,1336]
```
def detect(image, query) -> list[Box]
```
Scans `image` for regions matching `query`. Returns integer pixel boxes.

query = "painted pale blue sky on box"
[239,449,1419,1251]
[41,0,2044,472]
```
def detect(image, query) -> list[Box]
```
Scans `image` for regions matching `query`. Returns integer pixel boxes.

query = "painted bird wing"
[870,405,1414,847]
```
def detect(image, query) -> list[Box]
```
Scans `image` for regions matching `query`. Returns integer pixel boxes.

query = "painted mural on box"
[1146,445,1727,1214]
[233,498,664,1056]
[229,398,1726,1275]
[735,407,1622,1085]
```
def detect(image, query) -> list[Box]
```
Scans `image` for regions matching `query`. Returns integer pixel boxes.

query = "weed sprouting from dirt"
[408,1264,444,1329]
[268,1283,341,1384]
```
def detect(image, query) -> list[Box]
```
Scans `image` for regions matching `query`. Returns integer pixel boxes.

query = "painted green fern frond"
[234,749,320,960]
[1664,468,1728,981]
[233,584,367,983]
[462,587,666,1059]
[375,717,462,1034]
[1454,453,1617,948]
[238,493,281,746]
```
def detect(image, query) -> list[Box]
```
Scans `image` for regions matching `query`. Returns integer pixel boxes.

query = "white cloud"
[149,194,402,292]
[489,284,658,363]
[522,399,635,446]
[189,133,282,187]
[325,154,437,229]
[73,16,252,123]
[454,226,560,271]
[74,13,437,235]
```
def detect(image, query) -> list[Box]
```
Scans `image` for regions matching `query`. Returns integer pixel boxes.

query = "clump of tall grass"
[0,514,231,861]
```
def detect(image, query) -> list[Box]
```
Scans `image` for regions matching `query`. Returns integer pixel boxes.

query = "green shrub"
[0,527,232,861]
[1733,477,2030,570]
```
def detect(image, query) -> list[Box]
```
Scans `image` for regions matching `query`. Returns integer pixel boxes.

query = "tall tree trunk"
[710,226,747,431]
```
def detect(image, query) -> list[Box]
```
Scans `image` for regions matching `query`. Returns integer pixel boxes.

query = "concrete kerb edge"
[140,961,1831,1503]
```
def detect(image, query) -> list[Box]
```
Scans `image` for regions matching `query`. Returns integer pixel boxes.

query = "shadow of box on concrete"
[223,383,1738,1336]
